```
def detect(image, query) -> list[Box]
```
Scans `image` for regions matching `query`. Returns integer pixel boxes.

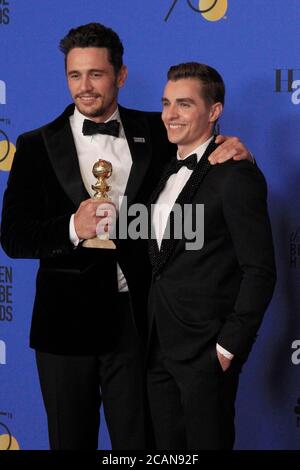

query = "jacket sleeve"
[0,134,74,259]
[217,162,276,361]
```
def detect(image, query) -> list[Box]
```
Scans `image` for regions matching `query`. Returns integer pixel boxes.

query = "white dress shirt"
[69,106,132,292]
[152,136,233,360]
[153,137,213,248]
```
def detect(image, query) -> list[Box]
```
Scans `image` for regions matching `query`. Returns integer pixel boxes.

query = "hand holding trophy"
[83,159,116,249]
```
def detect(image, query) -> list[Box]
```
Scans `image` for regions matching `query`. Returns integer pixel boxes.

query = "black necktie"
[82,119,120,137]
[170,153,198,174]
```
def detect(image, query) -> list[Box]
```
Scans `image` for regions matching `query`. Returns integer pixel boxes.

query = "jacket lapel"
[150,139,217,274]
[42,104,153,210]
[42,104,89,208]
[119,105,152,207]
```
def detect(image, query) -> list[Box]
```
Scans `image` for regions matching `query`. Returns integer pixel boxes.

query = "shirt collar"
[177,136,214,163]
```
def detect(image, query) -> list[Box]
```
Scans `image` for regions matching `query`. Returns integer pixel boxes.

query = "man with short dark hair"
[147,62,276,450]
[1,24,251,450]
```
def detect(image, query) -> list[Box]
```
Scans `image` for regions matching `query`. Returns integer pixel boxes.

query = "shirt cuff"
[216,343,234,360]
[69,214,82,246]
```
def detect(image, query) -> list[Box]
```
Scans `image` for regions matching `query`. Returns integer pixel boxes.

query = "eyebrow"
[67,68,106,75]
[161,97,195,104]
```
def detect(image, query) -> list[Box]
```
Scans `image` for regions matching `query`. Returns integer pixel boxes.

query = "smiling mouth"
[77,95,101,102]
[168,124,185,129]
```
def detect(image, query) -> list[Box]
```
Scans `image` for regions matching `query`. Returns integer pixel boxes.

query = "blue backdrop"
[0,0,299,450]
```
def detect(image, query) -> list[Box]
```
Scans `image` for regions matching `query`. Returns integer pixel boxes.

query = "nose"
[164,103,179,121]
[79,75,93,93]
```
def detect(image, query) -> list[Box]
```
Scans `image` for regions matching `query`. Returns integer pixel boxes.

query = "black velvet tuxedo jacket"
[1,104,174,354]
[148,140,276,363]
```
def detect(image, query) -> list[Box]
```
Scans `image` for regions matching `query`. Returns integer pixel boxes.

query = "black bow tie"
[82,119,120,137]
[171,153,198,174]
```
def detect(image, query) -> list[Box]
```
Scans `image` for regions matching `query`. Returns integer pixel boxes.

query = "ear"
[117,65,128,88]
[209,102,223,123]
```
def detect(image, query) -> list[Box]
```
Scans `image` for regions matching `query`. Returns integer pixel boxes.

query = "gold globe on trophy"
[83,159,116,249]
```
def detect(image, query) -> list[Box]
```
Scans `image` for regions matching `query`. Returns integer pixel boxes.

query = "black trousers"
[36,293,147,450]
[147,325,242,450]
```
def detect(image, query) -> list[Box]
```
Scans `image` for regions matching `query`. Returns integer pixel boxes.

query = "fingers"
[96,202,116,218]
[216,350,232,372]
[209,136,250,164]
[79,199,115,219]
[96,216,114,236]
[74,199,116,240]
[96,202,116,237]
[214,134,226,144]
[80,198,92,207]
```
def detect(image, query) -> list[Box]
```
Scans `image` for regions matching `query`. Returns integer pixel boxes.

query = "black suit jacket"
[148,140,276,363]
[0,104,174,354]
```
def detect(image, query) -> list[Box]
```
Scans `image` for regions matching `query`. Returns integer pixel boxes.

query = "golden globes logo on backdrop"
[0,79,15,171]
[0,266,13,322]
[0,0,10,25]
[165,0,228,22]
[0,413,20,450]
[0,127,15,171]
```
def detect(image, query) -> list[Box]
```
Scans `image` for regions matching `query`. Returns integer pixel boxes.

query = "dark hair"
[59,23,124,74]
[167,62,225,105]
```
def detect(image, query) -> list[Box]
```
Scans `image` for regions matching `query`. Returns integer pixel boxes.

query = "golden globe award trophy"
[83,159,116,249]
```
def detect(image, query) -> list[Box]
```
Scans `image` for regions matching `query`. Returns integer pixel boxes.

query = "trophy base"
[82,237,116,249]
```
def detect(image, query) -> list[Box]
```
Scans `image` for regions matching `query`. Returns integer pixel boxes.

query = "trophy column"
[82,159,116,249]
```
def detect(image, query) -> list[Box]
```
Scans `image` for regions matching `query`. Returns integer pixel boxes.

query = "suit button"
[155,274,161,281]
